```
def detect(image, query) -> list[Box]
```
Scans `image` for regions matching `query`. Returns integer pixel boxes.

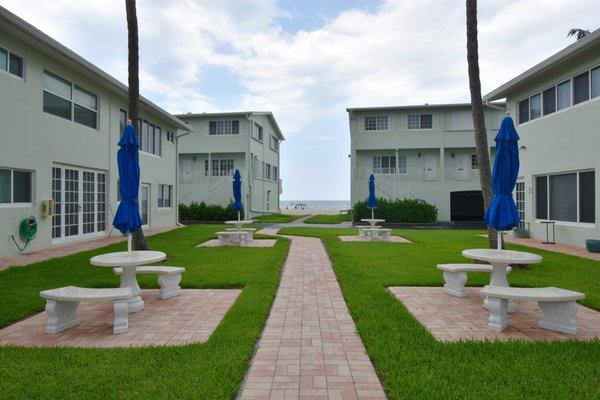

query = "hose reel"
[10,215,37,252]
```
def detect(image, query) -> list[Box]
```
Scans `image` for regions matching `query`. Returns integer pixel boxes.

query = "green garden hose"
[10,216,37,252]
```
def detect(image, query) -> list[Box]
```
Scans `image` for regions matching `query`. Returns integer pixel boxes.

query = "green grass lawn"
[0,225,289,399]
[278,227,600,399]
[252,213,303,223]
[303,213,351,224]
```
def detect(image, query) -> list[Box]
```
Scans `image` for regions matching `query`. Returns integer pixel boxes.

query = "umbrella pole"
[238,211,240,221]
[497,230,502,251]
[371,208,374,220]
[127,233,132,255]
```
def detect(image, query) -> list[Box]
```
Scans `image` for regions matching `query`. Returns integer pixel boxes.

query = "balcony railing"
[353,167,479,183]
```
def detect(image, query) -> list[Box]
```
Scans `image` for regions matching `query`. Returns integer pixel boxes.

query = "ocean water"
[281,200,351,213]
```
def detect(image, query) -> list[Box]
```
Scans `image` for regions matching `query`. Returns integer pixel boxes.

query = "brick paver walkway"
[503,235,600,261]
[239,229,386,400]
[389,287,600,341]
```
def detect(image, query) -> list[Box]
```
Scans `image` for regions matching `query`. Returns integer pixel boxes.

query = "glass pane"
[407,114,420,129]
[535,176,547,219]
[13,170,32,203]
[142,121,150,152]
[158,185,163,207]
[74,104,97,128]
[43,91,72,120]
[9,53,23,77]
[518,99,529,123]
[591,67,600,99]
[549,173,577,222]
[543,87,556,115]
[232,120,239,135]
[74,85,97,110]
[0,48,7,70]
[579,171,595,223]
[43,70,71,99]
[148,125,155,154]
[573,71,589,105]
[420,114,433,129]
[141,186,149,225]
[0,169,11,203]
[154,127,161,156]
[119,109,127,135]
[557,80,571,110]
[530,93,541,119]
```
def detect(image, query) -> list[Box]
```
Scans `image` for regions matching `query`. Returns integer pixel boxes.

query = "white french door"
[52,165,106,242]
[140,183,150,227]
[423,154,438,181]
[454,154,468,180]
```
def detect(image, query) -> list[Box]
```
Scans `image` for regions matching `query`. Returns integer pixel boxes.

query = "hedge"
[352,198,437,223]
[179,201,239,222]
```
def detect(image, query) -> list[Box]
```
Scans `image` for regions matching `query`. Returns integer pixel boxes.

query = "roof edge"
[346,101,505,113]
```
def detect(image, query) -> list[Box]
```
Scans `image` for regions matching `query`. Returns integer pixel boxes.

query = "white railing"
[179,169,248,205]
[444,168,480,182]
[353,167,441,183]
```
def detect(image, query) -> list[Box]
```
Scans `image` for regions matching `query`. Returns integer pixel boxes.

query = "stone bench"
[358,227,392,241]
[225,227,256,242]
[217,231,248,246]
[437,263,512,297]
[480,286,585,335]
[40,286,132,334]
[114,266,185,299]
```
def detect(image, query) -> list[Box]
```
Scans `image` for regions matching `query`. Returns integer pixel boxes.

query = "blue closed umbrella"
[113,121,143,253]
[484,116,521,249]
[367,174,377,219]
[232,169,243,220]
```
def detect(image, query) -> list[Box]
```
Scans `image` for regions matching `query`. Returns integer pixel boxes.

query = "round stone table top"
[225,220,254,225]
[361,219,385,223]
[90,251,166,267]
[462,248,542,264]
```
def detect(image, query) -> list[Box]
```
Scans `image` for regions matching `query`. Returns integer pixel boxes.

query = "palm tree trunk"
[466,0,497,249]
[126,0,149,250]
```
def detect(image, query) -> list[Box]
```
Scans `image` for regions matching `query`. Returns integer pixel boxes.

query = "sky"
[2,0,599,200]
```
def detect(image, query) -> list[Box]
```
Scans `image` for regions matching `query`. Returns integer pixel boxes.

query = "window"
[448,110,474,130]
[0,168,33,204]
[372,156,396,174]
[210,120,239,135]
[0,47,24,78]
[271,135,280,151]
[158,184,172,208]
[573,71,590,105]
[252,122,263,141]
[211,159,234,177]
[364,115,389,131]
[265,163,271,180]
[398,155,407,174]
[471,154,478,169]
[592,67,600,99]
[535,171,595,223]
[407,114,432,130]
[119,109,127,136]
[518,99,529,124]
[543,87,556,115]
[139,119,161,156]
[43,70,97,129]
[557,80,571,110]
[273,166,278,181]
[167,131,174,143]
[529,93,541,120]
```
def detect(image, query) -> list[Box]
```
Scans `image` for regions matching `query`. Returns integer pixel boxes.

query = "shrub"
[179,201,238,222]
[352,198,437,223]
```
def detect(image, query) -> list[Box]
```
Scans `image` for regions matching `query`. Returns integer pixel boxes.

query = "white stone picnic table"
[225,220,254,231]
[90,250,166,313]
[462,248,542,313]
[361,218,385,230]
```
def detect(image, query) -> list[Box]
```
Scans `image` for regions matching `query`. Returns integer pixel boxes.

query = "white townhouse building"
[484,29,600,248]
[176,112,284,217]
[0,7,191,257]
[348,103,505,222]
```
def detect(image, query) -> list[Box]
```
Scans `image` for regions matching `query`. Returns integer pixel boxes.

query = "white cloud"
[1,0,599,198]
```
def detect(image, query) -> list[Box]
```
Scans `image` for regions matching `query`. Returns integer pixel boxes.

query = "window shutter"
[238,120,245,135]
[203,121,210,136]
[433,113,440,130]
[358,116,365,133]
[401,114,408,130]
[388,115,394,131]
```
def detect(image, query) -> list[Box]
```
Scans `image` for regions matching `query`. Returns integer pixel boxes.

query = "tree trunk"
[126,0,149,250]
[466,0,497,249]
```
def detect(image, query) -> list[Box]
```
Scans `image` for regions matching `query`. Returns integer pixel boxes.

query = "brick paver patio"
[338,236,411,243]
[0,289,240,348]
[389,286,600,341]
[239,230,386,400]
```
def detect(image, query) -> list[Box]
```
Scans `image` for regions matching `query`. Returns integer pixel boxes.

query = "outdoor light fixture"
[451,153,455,158]
[192,156,196,161]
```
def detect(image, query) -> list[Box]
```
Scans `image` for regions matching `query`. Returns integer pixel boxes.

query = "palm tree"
[466,0,497,249]
[568,28,590,40]
[126,0,149,250]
